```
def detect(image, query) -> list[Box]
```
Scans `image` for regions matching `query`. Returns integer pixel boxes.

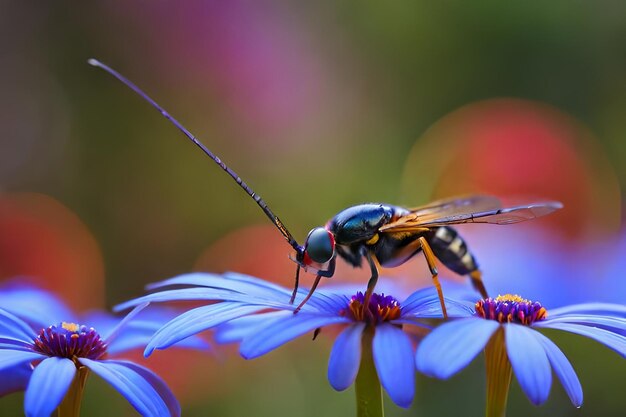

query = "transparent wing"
[408,194,502,216]
[380,194,502,231]
[380,200,563,232]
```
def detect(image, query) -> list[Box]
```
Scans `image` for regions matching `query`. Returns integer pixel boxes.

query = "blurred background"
[1,1,625,416]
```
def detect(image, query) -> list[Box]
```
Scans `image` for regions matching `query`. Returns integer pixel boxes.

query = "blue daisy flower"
[415,294,626,410]
[0,285,189,417]
[0,282,208,359]
[115,272,471,408]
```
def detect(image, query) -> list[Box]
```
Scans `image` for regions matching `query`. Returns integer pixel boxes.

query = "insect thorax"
[327,203,403,245]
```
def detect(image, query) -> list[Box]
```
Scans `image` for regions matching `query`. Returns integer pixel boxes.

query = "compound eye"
[305,227,335,264]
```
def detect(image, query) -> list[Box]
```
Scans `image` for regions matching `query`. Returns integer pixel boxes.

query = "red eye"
[305,228,335,264]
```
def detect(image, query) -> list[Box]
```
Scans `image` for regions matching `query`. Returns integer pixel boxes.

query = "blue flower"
[115,272,471,408]
[415,294,626,408]
[0,285,190,417]
[0,282,208,358]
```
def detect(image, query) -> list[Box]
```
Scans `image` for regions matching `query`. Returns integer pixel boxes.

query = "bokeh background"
[1,1,625,416]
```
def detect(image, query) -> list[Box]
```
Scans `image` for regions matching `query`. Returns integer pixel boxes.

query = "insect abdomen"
[428,226,478,275]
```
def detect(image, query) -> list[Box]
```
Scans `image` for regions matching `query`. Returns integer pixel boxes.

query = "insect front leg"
[418,236,449,318]
[293,257,336,314]
[289,264,301,305]
[293,274,322,314]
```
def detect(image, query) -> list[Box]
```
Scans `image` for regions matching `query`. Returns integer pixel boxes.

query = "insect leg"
[418,237,448,318]
[290,258,335,306]
[319,256,337,278]
[469,270,489,298]
[293,274,323,314]
[362,250,380,310]
[289,264,301,304]
[312,327,322,340]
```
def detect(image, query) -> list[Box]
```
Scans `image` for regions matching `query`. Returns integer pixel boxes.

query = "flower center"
[475,294,547,325]
[33,322,107,361]
[341,292,402,323]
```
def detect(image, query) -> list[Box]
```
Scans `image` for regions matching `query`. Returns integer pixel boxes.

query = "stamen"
[341,292,402,324]
[33,322,107,361]
[61,322,80,332]
[475,294,547,325]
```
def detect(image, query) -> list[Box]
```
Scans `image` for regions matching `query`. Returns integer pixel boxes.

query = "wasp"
[89,59,563,318]
[294,197,561,317]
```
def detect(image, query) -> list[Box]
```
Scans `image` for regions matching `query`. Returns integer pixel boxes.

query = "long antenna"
[88,58,302,252]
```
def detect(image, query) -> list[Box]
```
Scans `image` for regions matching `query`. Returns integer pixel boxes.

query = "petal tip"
[143,346,155,357]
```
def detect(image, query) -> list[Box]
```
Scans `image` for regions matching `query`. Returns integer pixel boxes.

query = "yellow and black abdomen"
[427,226,478,276]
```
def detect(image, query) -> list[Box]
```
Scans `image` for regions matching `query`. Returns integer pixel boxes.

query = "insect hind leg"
[469,270,489,299]
[417,237,448,318]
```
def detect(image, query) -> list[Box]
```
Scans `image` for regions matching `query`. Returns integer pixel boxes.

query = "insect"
[88,59,563,318]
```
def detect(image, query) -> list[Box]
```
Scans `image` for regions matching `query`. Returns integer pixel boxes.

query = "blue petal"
[0,286,75,328]
[401,291,442,317]
[79,358,170,417]
[373,323,415,408]
[537,315,626,334]
[401,289,474,318]
[106,360,180,417]
[121,272,334,314]
[108,330,210,356]
[416,318,498,379]
[114,287,291,313]
[533,331,583,407]
[81,311,143,354]
[402,287,438,307]
[549,303,626,318]
[0,350,46,371]
[214,311,291,344]
[327,323,365,391]
[83,309,209,355]
[299,291,349,313]
[533,322,626,357]
[24,357,76,417]
[240,313,350,359]
[146,272,292,299]
[103,303,150,346]
[0,364,31,396]
[505,324,552,405]
[406,299,475,319]
[0,336,31,350]
[225,272,336,308]
[79,310,118,337]
[320,278,405,299]
[145,272,233,289]
[0,308,37,341]
[145,303,263,356]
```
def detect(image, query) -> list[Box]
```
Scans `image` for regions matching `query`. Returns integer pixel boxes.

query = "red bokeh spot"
[402,99,621,239]
[0,192,105,311]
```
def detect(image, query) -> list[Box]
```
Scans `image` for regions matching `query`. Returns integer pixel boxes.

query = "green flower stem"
[355,327,384,417]
[484,327,512,417]
[54,366,89,417]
